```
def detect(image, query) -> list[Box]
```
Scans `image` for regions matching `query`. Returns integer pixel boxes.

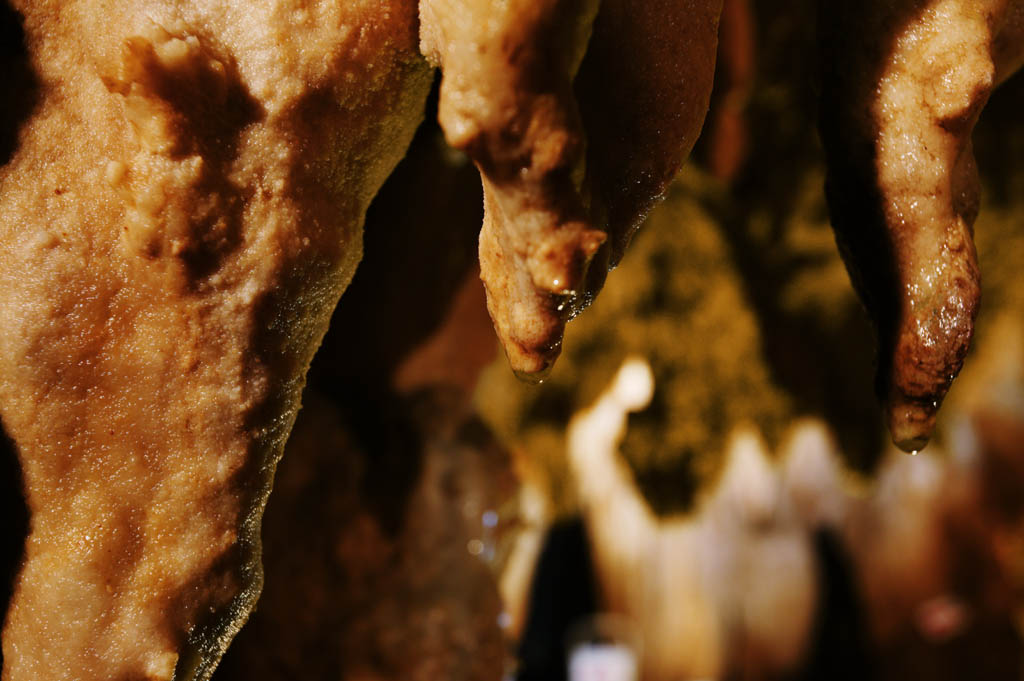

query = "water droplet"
[482,510,499,528]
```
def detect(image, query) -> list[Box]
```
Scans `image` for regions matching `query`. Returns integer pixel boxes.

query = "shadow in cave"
[0,420,29,674]
[973,68,1024,205]
[216,382,516,681]
[213,388,428,681]
[308,80,485,394]
[516,517,599,681]
[792,529,875,681]
[0,0,39,167]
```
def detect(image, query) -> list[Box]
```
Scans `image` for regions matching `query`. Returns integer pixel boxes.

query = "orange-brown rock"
[421,0,722,376]
[819,0,1023,450]
[0,2,430,679]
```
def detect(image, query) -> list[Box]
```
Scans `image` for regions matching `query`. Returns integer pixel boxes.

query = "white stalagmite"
[568,357,722,681]
[568,357,817,681]
[780,420,846,529]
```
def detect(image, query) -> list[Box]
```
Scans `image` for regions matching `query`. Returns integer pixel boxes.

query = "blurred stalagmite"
[566,352,1024,680]
[567,358,816,681]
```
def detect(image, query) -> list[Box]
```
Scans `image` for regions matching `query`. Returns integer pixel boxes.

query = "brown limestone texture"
[819,0,1024,451]
[420,0,722,377]
[0,1,430,679]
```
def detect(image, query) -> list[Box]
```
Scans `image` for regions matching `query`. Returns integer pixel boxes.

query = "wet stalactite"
[2,1,1024,679]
